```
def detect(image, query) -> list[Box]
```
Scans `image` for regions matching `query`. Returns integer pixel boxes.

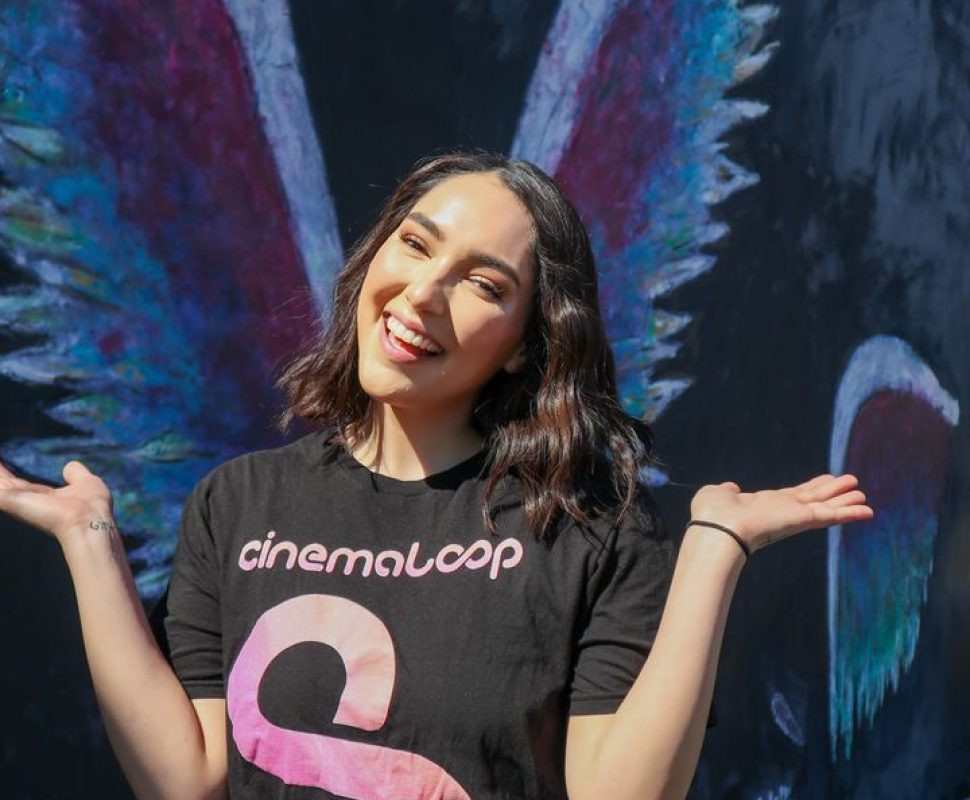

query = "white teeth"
[385,315,442,354]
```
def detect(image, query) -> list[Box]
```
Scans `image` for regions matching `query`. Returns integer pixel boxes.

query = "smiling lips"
[381,312,443,361]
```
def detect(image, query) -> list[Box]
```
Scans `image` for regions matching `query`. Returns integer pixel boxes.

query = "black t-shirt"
[158,429,709,799]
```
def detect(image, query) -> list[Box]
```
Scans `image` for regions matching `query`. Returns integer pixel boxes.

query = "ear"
[502,342,528,374]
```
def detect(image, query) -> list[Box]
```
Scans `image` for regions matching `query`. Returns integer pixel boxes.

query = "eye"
[401,234,426,253]
[468,277,504,299]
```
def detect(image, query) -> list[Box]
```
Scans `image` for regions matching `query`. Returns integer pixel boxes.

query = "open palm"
[0,460,112,544]
[691,473,874,554]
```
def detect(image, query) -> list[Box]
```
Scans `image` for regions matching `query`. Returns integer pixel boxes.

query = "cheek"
[360,253,402,307]
[354,286,369,336]
[454,311,523,360]
[356,265,386,322]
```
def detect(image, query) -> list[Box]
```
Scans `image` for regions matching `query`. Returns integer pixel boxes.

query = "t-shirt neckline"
[329,434,488,495]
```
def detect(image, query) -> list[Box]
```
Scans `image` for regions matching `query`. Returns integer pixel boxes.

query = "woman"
[0,150,872,800]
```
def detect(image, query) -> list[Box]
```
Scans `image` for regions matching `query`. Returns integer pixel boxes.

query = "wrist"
[686,519,751,560]
[59,515,123,561]
[682,522,748,572]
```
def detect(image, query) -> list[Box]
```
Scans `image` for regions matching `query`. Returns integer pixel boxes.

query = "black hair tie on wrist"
[687,519,751,560]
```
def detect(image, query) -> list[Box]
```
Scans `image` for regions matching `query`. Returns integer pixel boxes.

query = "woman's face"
[355,171,536,418]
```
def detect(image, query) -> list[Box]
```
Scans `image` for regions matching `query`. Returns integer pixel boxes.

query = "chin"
[357,367,416,404]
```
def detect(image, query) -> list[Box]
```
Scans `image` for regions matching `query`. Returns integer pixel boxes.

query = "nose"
[403,260,447,316]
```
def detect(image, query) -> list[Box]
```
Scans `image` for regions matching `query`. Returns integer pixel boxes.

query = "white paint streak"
[222,0,343,320]
[510,0,621,172]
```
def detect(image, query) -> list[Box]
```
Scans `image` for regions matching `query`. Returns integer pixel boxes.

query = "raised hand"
[689,473,874,556]
[0,459,114,546]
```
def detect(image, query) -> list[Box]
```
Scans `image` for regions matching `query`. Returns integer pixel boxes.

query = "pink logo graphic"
[237,531,524,580]
[227,594,470,799]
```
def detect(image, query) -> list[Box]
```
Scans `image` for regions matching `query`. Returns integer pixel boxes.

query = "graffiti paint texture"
[1,1,967,797]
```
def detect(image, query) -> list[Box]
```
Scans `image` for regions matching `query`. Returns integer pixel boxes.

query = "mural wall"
[1,0,966,797]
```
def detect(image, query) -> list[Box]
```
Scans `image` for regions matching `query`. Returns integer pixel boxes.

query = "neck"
[347,400,484,480]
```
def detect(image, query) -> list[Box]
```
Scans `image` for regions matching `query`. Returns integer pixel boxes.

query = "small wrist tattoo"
[88,519,117,534]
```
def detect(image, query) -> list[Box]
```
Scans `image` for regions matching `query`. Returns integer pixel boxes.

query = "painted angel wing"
[511,0,780,485]
[0,0,342,598]
[827,335,959,759]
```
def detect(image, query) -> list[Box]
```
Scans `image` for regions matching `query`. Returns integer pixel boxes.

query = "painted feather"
[0,0,341,597]
[512,0,780,486]
[827,335,959,759]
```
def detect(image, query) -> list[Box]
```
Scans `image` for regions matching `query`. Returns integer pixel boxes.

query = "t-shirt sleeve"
[161,473,225,700]
[568,488,718,728]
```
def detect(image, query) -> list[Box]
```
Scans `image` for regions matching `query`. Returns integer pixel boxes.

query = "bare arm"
[62,522,228,800]
[565,473,874,800]
[565,523,741,800]
[1,460,227,800]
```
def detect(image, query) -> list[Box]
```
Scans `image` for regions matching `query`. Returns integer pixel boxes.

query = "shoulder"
[575,484,675,603]
[530,480,671,591]
[192,428,335,501]
[571,479,668,550]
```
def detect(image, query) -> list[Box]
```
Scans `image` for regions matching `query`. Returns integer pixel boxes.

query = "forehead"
[409,172,535,270]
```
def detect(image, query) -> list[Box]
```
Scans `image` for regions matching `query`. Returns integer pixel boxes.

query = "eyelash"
[470,277,504,299]
[401,234,504,299]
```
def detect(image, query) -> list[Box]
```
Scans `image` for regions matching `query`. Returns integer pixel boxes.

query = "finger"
[62,460,93,484]
[0,482,60,534]
[834,504,875,523]
[0,471,53,494]
[797,473,835,490]
[811,502,874,526]
[833,473,860,490]
[824,489,867,508]
[7,478,54,494]
[798,474,859,502]
[778,473,834,497]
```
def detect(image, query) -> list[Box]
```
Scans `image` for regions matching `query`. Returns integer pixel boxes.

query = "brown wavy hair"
[274,149,658,539]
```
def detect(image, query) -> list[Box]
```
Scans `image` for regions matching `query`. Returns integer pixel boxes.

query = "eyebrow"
[405,211,522,287]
